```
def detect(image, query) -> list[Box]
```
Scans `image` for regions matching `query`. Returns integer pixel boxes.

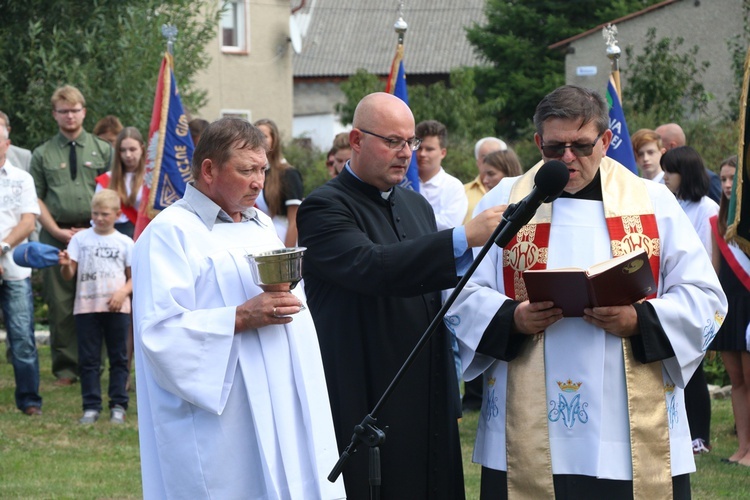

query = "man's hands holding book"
[582,305,639,337]
[513,301,639,337]
[512,301,563,335]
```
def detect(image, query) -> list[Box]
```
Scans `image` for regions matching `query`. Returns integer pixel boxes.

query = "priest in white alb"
[447,86,727,499]
[132,118,345,500]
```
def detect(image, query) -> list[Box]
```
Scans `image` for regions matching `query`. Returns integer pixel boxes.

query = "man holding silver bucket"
[131,117,345,499]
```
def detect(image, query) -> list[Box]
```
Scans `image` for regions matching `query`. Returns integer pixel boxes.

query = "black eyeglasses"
[359,129,421,151]
[541,133,603,159]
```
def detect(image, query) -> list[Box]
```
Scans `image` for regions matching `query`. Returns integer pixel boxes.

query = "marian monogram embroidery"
[484,377,500,422]
[443,314,459,336]
[665,382,678,429]
[702,318,717,351]
[548,379,589,429]
[702,311,724,351]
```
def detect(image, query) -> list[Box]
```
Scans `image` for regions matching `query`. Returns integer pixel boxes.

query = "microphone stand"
[328,201,525,499]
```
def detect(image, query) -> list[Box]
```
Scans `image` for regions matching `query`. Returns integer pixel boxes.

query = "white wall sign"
[576,66,598,76]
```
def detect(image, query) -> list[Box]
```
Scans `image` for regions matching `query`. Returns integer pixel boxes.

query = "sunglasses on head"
[541,133,603,159]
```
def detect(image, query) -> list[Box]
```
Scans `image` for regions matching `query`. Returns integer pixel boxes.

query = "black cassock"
[298,168,465,499]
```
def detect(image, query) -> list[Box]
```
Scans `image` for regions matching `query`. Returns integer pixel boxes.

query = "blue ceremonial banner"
[153,69,193,210]
[605,78,638,174]
[387,52,419,192]
[135,52,193,239]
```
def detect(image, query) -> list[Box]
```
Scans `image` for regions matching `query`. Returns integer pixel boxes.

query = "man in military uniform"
[30,85,112,385]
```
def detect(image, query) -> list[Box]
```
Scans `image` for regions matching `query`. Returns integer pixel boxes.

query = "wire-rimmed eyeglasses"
[359,129,421,151]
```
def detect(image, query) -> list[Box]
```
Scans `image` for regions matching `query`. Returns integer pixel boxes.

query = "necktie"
[69,141,77,180]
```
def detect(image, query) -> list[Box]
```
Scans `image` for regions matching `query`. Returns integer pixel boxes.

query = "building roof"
[548,0,680,50]
[293,0,486,78]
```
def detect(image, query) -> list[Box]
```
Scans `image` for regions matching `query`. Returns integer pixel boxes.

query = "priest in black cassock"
[298,92,506,499]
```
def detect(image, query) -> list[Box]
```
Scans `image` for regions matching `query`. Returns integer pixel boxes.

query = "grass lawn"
[1,346,748,498]
[458,398,750,499]
[0,345,142,498]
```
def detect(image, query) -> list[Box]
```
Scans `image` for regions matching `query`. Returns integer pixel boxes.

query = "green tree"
[623,28,712,124]
[335,67,504,183]
[337,68,502,142]
[723,1,750,121]
[466,0,663,139]
[0,0,219,149]
[335,69,382,125]
[408,68,503,142]
[284,140,328,197]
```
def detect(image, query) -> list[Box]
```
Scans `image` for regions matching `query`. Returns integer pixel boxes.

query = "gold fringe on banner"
[726,47,750,253]
[385,44,404,94]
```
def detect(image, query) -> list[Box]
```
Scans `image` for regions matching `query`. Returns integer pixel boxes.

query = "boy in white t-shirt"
[59,189,133,424]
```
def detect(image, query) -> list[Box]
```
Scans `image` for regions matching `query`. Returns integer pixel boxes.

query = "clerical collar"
[559,169,603,201]
[344,162,394,200]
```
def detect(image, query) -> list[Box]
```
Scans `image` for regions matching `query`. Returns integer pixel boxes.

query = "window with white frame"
[221,0,246,52]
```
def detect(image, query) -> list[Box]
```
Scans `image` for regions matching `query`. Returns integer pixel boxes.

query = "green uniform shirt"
[30,129,112,224]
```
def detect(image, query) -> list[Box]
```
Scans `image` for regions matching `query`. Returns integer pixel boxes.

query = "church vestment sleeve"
[474,299,527,361]
[629,301,675,363]
[298,185,459,297]
[133,216,238,414]
[641,182,727,388]
[446,177,521,381]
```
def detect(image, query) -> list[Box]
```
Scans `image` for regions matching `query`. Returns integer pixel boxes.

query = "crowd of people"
[1,81,747,498]
[0,86,316,429]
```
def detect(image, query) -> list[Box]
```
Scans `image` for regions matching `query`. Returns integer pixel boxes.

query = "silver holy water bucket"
[245,247,306,288]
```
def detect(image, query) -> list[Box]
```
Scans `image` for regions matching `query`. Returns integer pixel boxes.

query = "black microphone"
[494,160,570,248]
